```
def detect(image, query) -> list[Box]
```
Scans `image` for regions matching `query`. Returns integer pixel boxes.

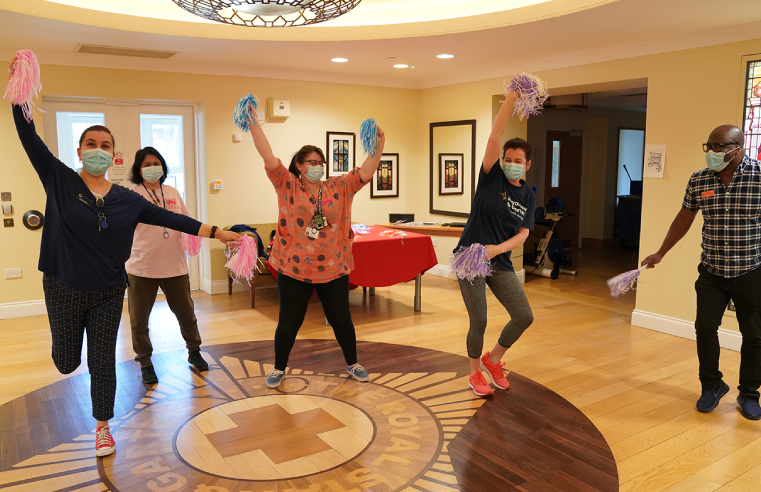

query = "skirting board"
[426,264,526,284]
[632,309,741,352]
[0,300,47,320]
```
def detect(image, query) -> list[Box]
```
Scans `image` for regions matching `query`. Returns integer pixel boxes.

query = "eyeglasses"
[303,160,326,167]
[702,142,740,153]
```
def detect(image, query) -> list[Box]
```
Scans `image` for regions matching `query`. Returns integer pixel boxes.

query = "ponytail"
[288,145,326,178]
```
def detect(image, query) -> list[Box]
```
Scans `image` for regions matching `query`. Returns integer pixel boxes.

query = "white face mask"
[303,165,325,182]
[81,148,113,176]
[141,166,164,184]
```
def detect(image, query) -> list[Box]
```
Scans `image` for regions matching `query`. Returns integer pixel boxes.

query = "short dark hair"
[78,125,115,148]
[288,145,326,178]
[503,138,532,162]
[130,147,169,185]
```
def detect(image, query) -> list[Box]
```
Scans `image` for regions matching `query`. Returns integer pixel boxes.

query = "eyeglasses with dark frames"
[702,142,740,153]
[302,160,326,166]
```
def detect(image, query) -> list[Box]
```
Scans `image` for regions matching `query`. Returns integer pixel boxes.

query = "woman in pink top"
[247,106,385,389]
[125,147,208,385]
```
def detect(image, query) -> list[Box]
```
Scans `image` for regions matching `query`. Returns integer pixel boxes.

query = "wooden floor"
[0,247,759,491]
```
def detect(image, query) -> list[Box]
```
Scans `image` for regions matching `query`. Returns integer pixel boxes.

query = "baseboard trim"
[0,300,47,320]
[426,265,526,284]
[631,309,741,352]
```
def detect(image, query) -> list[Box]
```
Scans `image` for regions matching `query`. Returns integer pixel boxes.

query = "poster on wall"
[643,144,666,179]
[107,153,129,187]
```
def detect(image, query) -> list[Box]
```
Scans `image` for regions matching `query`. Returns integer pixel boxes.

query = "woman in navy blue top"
[455,89,536,397]
[8,57,240,457]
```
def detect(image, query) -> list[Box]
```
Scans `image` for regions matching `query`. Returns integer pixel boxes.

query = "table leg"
[414,274,422,312]
[369,287,375,296]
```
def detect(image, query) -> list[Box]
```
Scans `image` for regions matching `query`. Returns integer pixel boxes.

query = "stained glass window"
[743,59,761,161]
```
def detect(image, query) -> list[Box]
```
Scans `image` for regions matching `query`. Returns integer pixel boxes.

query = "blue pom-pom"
[232,93,258,132]
[359,118,378,157]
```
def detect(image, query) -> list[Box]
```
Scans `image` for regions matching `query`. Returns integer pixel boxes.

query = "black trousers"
[695,263,761,396]
[274,273,358,371]
[42,274,125,421]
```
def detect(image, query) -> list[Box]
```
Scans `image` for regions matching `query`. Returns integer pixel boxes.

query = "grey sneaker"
[266,369,286,388]
[347,363,369,382]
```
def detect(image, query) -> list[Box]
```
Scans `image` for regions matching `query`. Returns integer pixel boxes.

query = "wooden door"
[544,130,583,246]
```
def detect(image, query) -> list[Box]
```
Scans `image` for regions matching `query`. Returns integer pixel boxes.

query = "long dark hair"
[129,147,169,185]
[288,145,326,178]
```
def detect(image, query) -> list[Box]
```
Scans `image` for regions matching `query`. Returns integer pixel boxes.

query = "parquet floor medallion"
[0,340,619,491]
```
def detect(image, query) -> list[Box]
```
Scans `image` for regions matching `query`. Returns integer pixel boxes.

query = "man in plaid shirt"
[643,124,761,421]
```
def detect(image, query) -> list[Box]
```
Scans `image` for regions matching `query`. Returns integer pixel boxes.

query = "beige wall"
[0,65,418,304]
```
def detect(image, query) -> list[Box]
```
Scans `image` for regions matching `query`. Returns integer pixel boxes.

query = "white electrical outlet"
[4,268,22,279]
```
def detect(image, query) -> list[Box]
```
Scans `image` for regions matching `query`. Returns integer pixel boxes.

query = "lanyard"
[142,184,170,238]
[303,181,323,216]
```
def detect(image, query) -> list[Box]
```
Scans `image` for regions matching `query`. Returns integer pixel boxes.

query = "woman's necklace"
[142,183,170,239]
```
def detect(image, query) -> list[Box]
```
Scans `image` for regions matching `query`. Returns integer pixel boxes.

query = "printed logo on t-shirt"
[501,192,507,201]
[506,196,527,220]
[167,199,177,206]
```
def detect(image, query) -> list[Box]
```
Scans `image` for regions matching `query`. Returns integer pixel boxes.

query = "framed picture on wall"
[326,132,356,178]
[439,153,464,195]
[371,153,399,198]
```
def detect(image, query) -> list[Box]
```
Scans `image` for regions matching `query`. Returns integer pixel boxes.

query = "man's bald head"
[708,125,745,147]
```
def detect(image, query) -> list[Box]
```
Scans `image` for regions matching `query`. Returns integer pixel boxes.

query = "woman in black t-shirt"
[456,89,536,397]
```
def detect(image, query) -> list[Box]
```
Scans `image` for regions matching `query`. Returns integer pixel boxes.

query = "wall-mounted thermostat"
[267,98,290,120]
[213,180,223,190]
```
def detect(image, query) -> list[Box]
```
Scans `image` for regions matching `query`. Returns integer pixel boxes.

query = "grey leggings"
[458,268,534,359]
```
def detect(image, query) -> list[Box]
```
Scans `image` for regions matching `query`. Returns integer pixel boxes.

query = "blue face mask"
[81,148,113,176]
[502,163,525,181]
[142,166,164,184]
[705,149,737,172]
[303,165,325,182]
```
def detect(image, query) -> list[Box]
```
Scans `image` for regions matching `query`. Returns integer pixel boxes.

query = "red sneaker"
[480,352,510,390]
[95,425,115,457]
[468,371,494,397]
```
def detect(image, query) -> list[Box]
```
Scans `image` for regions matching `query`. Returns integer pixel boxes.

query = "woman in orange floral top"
[248,105,385,388]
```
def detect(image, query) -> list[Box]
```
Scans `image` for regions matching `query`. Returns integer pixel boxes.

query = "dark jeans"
[695,263,761,396]
[274,274,358,371]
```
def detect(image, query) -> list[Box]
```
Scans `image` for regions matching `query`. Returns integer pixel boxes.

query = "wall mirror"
[429,120,477,218]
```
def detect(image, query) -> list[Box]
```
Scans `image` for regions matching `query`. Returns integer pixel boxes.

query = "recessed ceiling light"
[437,54,454,59]
[332,58,348,63]
[393,64,409,68]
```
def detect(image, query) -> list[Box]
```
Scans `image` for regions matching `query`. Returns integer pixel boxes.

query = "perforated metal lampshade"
[171,0,362,27]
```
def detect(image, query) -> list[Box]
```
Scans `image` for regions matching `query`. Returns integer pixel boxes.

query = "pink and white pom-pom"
[451,243,494,283]
[505,72,550,121]
[4,50,42,123]
[225,235,260,284]
[181,234,204,258]
[607,266,645,298]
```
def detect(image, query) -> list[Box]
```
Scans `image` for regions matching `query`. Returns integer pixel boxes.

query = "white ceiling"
[1,0,760,90]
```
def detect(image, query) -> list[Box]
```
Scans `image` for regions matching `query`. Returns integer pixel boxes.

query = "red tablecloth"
[349,227,438,287]
[267,228,437,288]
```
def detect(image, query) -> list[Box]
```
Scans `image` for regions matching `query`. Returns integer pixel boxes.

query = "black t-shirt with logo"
[455,160,536,272]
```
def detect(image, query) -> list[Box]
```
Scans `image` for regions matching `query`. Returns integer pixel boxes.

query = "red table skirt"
[266,228,437,288]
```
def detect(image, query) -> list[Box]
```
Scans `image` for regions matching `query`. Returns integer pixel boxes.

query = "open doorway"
[523,83,647,308]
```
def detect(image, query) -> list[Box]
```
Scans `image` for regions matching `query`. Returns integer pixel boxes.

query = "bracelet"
[210,225,218,239]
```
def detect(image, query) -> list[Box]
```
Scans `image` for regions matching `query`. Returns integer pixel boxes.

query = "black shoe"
[737,393,761,420]
[141,365,158,384]
[188,351,209,372]
[696,381,730,412]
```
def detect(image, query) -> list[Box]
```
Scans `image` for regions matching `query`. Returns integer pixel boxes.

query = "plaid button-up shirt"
[683,155,761,278]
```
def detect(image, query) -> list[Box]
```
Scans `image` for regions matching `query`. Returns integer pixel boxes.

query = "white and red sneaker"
[95,425,115,457]
[480,352,510,390]
[468,371,494,397]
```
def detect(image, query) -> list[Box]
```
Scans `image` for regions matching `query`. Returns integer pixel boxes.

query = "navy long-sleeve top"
[13,105,203,290]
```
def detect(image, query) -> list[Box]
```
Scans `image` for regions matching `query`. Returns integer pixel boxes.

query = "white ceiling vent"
[76,45,177,59]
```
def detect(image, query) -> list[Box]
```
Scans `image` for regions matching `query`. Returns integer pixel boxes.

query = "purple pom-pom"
[451,244,494,283]
[607,267,644,298]
[506,72,550,120]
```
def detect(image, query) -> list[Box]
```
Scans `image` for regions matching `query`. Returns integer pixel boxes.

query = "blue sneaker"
[266,369,285,388]
[347,364,369,382]
[737,393,761,420]
[696,381,729,413]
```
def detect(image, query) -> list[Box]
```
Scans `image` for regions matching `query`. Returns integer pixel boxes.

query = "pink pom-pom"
[451,243,494,283]
[181,234,204,258]
[4,50,43,123]
[225,235,260,284]
[607,267,645,298]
